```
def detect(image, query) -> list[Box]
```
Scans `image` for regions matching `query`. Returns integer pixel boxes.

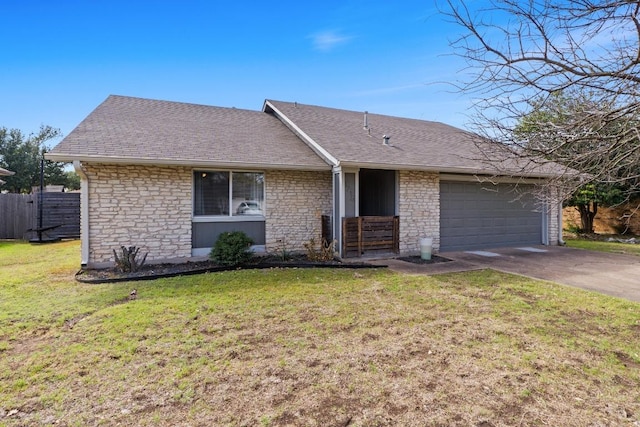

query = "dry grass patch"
[0,241,639,426]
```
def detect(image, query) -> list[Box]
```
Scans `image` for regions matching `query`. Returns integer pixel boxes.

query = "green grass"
[1,240,639,426]
[565,236,640,256]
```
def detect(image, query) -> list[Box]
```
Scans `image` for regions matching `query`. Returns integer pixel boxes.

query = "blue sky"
[1,1,471,147]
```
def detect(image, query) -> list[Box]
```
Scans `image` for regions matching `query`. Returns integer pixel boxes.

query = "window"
[194,171,264,217]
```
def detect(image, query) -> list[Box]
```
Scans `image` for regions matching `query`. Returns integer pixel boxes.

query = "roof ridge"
[265,99,454,127]
[106,94,263,114]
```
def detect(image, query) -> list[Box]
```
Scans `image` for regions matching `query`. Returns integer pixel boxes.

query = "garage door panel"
[440,182,542,252]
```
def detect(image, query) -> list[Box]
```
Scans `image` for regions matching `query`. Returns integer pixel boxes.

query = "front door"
[359,169,396,216]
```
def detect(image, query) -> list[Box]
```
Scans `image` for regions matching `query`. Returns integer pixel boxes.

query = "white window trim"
[192,215,265,223]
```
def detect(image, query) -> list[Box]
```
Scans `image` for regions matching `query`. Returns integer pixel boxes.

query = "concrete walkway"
[372,246,640,302]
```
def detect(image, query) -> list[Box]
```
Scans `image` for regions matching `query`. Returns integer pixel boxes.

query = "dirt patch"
[396,255,452,265]
[614,351,640,369]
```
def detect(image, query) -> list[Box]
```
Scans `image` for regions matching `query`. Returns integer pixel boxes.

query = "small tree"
[566,184,624,233]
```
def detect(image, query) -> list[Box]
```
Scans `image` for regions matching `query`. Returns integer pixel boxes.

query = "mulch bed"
[76,255,385,284]
[396,255,452,265]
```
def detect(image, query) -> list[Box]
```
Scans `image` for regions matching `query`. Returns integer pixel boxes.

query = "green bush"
[210,231,254,266]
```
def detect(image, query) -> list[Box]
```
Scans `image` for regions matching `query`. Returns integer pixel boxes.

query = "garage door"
[440,181,542,252]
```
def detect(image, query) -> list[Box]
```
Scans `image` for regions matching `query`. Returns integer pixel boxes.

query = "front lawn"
[565,236,640,256]
[1,240,639,426]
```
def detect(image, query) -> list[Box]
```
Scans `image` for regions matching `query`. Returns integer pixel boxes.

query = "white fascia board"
[338,161,556,179]
[44,153,331,171]
[263,101,339,167]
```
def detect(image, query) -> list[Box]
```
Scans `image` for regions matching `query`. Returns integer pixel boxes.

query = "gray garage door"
[440,181,542,252]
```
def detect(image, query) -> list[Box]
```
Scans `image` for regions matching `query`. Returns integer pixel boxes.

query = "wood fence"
[0,192,80,240]
[342,216,399,257]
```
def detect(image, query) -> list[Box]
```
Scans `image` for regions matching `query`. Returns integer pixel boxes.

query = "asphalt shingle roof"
[47,95,330,170]
[265,100,560,177]
[49,95,561,177]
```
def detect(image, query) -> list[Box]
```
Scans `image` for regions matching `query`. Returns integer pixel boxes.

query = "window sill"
[192,215,266,223]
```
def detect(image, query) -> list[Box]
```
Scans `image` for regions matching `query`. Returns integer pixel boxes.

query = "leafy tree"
[0,125,69,193]
[63,170,81,191]
[515,91,632,232]
[442,0,640,199]
[566,183,624,233]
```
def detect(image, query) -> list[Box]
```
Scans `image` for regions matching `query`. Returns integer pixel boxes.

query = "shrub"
[210,231,254,266]
[113,246,148,273]
[275,238,291,261]
[304,237,336,262]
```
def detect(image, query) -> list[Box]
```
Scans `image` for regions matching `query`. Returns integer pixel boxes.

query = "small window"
[194,171,264,217]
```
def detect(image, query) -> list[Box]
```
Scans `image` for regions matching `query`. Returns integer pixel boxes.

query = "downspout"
[557,201,566,246]
[556,186,565,246]
[541,203,549,246]
[73,161,90,267]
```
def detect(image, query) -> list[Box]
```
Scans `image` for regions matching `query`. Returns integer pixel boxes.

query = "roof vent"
[382,135,391,145]
[363,111,369,129]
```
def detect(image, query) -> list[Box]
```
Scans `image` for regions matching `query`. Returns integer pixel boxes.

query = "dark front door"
[359,169,396,216]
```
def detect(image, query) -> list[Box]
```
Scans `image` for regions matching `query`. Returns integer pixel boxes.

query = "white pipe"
[73,161,90,266]
[557,193,566,246]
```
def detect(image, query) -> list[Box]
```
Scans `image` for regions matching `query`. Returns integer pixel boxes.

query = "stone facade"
[83,164,192,266]
[264,170,333,253]
[398,171,440,254]
[80,163,561,266]
[547,195,561,245]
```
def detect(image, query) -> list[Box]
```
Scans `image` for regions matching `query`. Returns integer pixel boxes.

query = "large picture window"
[194,171,264,217]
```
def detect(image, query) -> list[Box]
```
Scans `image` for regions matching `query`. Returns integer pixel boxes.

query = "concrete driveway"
[381,246,640,302]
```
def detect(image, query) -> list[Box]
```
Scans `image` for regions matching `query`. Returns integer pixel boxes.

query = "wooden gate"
[342,216,399,257]
[0,192,79,240]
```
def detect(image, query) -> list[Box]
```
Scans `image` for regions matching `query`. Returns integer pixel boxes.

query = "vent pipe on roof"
[363,111,368,129]
[383,135,391,145]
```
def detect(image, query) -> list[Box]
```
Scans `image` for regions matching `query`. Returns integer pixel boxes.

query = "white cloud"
[309,30,353,52]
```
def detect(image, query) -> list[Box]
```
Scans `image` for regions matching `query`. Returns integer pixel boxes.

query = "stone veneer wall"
[398,171,440,254]
[547,195,560,245]
[83,164,192,265]
[264,170,332,253]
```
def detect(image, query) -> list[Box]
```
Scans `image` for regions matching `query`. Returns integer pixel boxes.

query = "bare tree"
[442,0,640,200]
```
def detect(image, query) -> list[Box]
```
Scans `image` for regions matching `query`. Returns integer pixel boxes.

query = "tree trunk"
[577,202,598,233]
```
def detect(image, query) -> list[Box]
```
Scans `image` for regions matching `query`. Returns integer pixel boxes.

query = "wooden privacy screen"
[342,216,399,257]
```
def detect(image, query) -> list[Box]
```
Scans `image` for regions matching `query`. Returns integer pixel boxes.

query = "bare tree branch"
[441,0,640,201]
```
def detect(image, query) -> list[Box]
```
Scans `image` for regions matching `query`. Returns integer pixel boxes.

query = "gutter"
[73,161,90,266]
[338,161,560,179]
[46,154,331,171]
